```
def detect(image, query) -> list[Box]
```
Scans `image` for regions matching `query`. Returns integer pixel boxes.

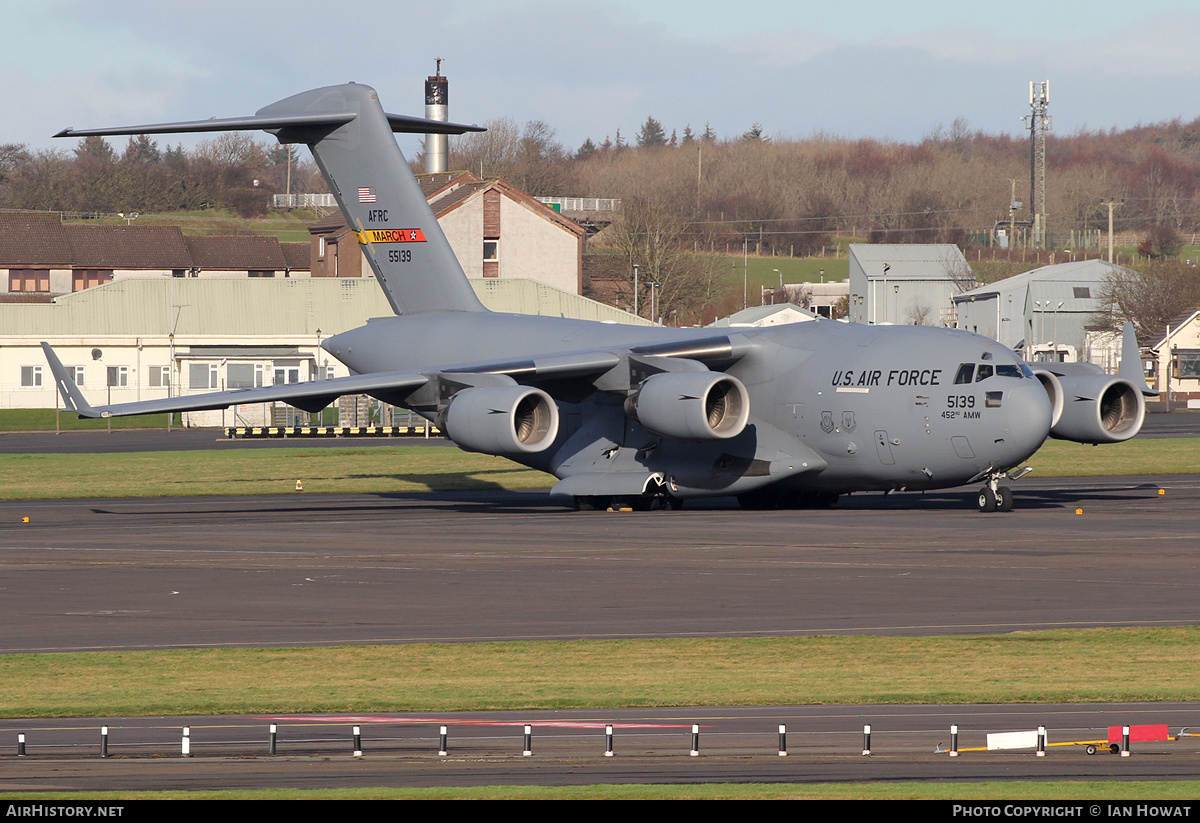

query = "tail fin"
[1119,320,1159,396]
[56,83,486,316]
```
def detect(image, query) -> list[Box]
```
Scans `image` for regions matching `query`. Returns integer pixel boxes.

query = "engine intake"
[625,371,750,441]
[441,386,559,455]
[1031,370,1065,428]
[1047,374,1144,444]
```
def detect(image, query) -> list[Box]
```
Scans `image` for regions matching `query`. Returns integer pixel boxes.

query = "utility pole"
[743,238,748,310]
[1102,200,1123,263]
[632,263,639,318]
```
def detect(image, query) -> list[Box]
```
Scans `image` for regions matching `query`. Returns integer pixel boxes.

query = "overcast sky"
[6,0,1199,161]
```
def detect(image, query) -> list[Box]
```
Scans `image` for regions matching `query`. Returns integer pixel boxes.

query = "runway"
[0,476,1197,652]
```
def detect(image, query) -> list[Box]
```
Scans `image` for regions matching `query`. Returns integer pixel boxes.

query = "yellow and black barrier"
[224,425,441,439]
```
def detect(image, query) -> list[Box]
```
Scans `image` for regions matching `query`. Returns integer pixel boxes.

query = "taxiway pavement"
[0,476,1196,652]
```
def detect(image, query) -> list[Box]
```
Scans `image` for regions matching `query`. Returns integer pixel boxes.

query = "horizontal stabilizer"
[55,112,482,139]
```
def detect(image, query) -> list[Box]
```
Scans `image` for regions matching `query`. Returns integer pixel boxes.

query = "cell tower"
[1022,80,1051,249]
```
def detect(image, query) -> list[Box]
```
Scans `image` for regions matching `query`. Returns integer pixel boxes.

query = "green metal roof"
[0,277,652,337]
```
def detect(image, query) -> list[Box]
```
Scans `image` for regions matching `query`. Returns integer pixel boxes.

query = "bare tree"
[600,195,728,322]
[1094,261,1200,339]
[906,302,933,325]
[940,252,977,293]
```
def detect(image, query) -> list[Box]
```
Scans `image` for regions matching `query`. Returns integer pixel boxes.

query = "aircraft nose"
[1005,379,1053,455]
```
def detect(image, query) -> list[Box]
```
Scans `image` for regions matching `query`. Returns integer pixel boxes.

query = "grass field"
[0,408,173,432]
[69,209,323,243]
[2,629,1197,718]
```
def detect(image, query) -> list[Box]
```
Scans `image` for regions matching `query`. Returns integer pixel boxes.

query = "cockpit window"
[975,364,994,382]
[995,364,1022,378]
[954,364,975,384]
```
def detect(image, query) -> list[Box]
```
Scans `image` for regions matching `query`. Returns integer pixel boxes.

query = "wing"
[43,330,750,420]
[40,341,639,420]
[41,342,426,419]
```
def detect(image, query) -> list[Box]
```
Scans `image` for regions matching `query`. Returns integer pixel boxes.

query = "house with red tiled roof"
[309,172,585,294]
[0,212,311,297]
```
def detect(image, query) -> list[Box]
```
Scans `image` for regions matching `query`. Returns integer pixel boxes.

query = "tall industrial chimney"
[424,60,448,174]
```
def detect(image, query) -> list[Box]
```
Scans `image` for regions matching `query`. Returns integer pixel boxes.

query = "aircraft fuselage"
[324,313,1053,499]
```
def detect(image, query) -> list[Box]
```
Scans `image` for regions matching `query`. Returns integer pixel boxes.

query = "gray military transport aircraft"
[42,83,1154,512]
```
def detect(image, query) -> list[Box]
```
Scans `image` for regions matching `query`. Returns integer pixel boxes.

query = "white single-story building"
[3,276,649,426]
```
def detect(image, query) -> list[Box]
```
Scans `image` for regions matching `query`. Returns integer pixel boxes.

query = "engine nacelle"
[441,386,559,455]
[625,371,750,441]
[1031,369,1065,429]
[1047,374,1145,444]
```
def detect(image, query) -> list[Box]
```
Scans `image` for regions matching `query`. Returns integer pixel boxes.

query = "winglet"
[1119,321,1159,396]
[40,342,101,417]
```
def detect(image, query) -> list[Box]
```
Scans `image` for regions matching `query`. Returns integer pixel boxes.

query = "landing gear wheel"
[574,496,609,511]
[996,485,1014,513]
[977,486,997,513]
[737,489,774,510]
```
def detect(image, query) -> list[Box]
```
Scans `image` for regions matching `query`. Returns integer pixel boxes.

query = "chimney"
[424,60,448,174]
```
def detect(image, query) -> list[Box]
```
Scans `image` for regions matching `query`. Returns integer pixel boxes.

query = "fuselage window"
[975,364,994,382]
[954,364,975,384]
[985,391,1003,408]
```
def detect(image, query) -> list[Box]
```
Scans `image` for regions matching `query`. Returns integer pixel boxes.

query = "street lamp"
[1052,301,1064,361]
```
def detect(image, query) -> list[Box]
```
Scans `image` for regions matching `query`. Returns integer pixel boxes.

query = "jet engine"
[625,371,750,441]
[441,385,559,455]
[1039,372,1145,444]
[1031,370,1065,429]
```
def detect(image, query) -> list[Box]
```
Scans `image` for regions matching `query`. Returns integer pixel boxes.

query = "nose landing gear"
[973,467,1031,513]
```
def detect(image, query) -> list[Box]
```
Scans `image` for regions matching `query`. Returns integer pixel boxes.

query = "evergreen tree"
[74,136,114,162]
[123,135,160,164]
[742,123,767,142]
[636,116,667,148]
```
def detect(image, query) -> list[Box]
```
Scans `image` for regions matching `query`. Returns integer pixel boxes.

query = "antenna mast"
[1022,81,1051,249]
